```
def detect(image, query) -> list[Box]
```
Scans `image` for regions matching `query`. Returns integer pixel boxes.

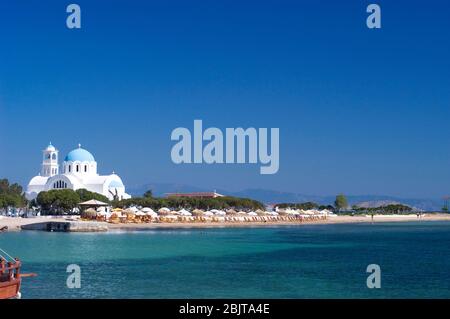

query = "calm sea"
[1,221,450,298]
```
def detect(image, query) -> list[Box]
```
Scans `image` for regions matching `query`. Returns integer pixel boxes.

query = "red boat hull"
[0,259,22,299]
[0,278,21,299]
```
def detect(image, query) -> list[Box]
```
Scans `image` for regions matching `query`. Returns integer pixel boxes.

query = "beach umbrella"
[237,211,248,215]
[269,212,279,216]
[192,209,205,216]
[203,211,214,217]
[81,208,97,219]
[97,206,106,213]
[123,208,136,215]
[226,209,237,215]
[146,211,158,218]
[141,207,155,213]
[178,209,192,216]
[248,212,258,216]
[135,211,146,216]
[158,207,171,214]
[213,210,226,216]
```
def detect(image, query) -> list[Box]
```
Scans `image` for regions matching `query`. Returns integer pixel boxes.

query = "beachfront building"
[26,143,131,201]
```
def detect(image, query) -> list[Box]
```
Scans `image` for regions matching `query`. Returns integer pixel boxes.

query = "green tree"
[76,189,110,203]
[112,195,264,211]
[334,194,348,212]
[143,190,153,198]
[37,189,81,215]
[0,178,27,209]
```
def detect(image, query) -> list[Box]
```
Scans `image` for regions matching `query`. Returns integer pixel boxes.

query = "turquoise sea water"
[1,222,450,299]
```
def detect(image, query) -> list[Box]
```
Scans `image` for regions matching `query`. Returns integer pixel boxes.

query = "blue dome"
[64,148,95,162]
[108,180,124,188]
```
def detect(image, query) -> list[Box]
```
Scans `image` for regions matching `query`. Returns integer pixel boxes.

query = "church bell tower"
[41,142,59,177]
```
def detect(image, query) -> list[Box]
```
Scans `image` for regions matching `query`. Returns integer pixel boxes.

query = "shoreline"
[2,214,450,232]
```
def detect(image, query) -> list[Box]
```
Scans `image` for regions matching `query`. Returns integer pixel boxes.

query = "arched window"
[76,165,79,172]
[68,165,71,173]
[84,165,88,172]
[53,181,67,189]
[52,153,57,160]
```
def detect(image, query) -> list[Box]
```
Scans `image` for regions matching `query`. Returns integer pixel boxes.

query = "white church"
[26,143,131,201]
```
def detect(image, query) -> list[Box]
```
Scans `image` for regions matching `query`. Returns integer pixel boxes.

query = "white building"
[26,143,131,201]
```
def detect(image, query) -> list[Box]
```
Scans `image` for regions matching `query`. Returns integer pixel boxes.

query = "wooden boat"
[0,247,36,299]
[0,258,22,299]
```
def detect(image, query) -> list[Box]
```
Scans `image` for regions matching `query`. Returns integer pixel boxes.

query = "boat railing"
[0,258,21,281]
[0,248,21,282]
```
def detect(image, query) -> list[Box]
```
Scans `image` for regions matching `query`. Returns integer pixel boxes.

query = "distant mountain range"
[127,183,445,211]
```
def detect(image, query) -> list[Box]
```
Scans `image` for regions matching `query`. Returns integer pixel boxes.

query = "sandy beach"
[1,214,450,232]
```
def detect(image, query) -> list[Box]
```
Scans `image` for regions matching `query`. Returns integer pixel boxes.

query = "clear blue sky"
[0,0,449,198]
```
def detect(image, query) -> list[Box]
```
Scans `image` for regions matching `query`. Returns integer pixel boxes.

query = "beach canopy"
[146,211,158,217]
[192,209,205,216]
[269,212,279,216]
[286,209,299,215]
[178,209,192,216]
[81,208,97,219]
[123,208,136,215]
[158,207,171,214]
[79,199,109,207]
